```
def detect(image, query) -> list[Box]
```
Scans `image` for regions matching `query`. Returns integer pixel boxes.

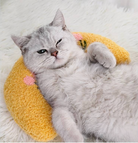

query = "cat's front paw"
[88,42,116,68]
[94,51,116,68]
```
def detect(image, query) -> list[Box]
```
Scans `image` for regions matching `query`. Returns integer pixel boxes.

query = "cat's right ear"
[11,35,31,54]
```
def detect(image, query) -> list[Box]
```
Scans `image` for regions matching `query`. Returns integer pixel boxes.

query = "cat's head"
[11,10,78,73]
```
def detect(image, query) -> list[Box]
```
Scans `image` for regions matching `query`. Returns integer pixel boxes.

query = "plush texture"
[1,0,138,142]
[4,31,130,141]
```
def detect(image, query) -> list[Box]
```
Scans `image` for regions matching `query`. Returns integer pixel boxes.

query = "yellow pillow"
[4,32,130,142]
[4,56,57,141]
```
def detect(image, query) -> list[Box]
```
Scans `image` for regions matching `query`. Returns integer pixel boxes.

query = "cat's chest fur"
[36,60,138,114]
[36,59,109,111]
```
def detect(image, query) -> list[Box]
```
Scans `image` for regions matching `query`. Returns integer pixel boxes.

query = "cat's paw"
[87,42,116,68]
[93,50,116,68]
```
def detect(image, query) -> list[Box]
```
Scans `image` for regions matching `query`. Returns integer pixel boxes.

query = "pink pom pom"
[73,33,83,41]
[24,76,35,85]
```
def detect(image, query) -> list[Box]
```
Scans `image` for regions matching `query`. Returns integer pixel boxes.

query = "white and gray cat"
[11,10,138,142]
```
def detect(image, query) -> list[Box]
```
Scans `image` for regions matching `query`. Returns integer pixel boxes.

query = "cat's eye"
[56,38,62,46]
[37,49,48,54]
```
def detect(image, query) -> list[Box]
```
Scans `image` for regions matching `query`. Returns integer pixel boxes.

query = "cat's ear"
[50,9,66,30]
[11,35,31,54]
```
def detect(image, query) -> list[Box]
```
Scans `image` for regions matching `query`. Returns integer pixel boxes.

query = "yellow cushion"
[4,32,130,142]
[4,57,57,142]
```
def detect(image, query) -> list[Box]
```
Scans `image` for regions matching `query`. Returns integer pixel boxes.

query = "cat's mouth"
[52,55,69,69]
[54,57,63,63]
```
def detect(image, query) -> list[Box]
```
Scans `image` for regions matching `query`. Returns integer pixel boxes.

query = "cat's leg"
[52,107,84,142]
[87,42,116,68]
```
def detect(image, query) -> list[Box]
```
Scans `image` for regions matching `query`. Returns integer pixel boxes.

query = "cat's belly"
[60,63,138,140]
[63,63,138,111]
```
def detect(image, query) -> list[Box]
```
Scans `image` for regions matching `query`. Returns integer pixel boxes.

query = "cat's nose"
[51,51,58,57]
[50,48,58,57]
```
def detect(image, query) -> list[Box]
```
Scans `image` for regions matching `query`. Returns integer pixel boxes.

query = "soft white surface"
[0,0,138,142]
[102,0,138,12]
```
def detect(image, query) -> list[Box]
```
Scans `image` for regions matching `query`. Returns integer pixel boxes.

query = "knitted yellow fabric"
[4,32,130,142]
[4,57,57,142]
[73,32,130,64]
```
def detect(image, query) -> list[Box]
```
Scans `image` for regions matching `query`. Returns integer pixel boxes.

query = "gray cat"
[11,10,138,142]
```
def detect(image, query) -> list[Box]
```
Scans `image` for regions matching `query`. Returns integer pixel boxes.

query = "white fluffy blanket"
[1,0,138,142]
